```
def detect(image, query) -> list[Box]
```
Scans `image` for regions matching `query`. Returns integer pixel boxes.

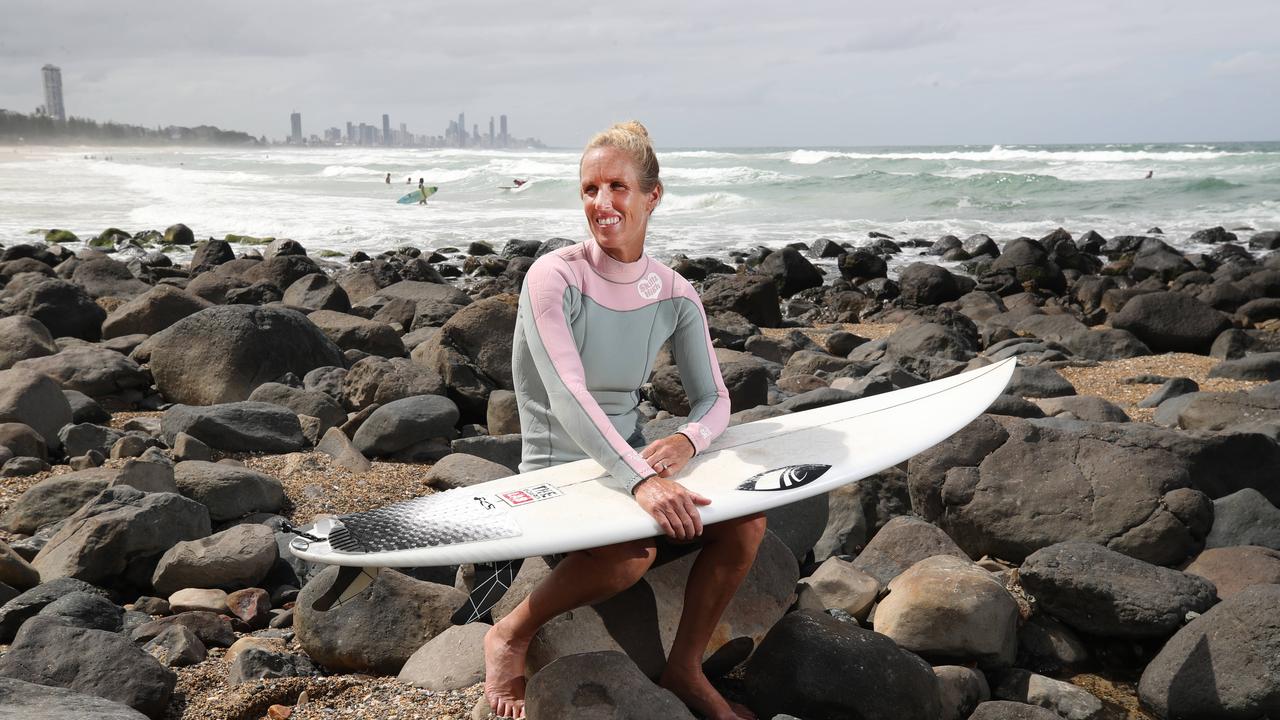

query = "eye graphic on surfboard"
[736,464,831,492]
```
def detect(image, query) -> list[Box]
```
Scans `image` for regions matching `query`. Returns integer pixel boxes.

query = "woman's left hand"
[640,433,696,478]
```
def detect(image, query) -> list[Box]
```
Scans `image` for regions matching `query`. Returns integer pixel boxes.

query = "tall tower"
[290,112,302,143]
[41,65,65,121]
[489,116,495,146]
[500,115,508,148]
[458,112,466,147]
[382,114,391,146]
[346,121,355,143]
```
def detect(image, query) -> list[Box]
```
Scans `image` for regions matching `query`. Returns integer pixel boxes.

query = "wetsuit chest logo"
[638,272,662,300]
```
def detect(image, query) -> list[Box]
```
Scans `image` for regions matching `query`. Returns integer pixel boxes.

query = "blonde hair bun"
[583,121,662,196]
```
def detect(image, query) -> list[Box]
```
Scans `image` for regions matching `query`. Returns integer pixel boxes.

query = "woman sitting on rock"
[484,121,766,720]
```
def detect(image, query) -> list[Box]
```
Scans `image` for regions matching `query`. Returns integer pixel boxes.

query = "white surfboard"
[290,358,1015,570]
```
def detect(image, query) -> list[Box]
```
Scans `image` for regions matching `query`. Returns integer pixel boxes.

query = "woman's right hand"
[632,477,711,542]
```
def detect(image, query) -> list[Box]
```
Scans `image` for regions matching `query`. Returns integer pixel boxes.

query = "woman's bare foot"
[483,622,530,719]
[659,666,756,720]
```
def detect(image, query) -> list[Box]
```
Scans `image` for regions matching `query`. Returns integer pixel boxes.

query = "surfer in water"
[512,178,527,187]
[385,172,391,184]
[485,121,764,720]
[417,178,428,205]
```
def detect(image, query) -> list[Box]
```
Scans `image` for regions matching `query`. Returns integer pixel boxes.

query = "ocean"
[1,142,1277,267]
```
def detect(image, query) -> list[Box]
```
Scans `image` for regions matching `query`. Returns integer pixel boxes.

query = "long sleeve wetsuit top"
[512,238,731,494]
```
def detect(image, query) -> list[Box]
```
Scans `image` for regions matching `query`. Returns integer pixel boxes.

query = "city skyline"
[290,108,538,148]
[2,2,1275,147]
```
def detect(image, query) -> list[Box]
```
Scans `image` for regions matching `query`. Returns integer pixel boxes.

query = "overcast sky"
[2,0,1276,148]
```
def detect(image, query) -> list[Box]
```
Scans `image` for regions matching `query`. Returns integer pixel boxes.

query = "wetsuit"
[512,237,730,494]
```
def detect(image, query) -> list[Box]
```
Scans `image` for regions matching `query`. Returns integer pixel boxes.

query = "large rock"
[414,295,517,421]
[969,701,1061,720]
[744,610,942,720]
[759,247,823,298]
[1183,545,1280,600]
[1204,488,1280,550]
[1018,542,1216,638]
[875,555,1020,667]
[422,452,511,489]
[852,515,969,585]
[0,578,110,642]
[35,590,123,631]
[351,394,460,457]
[147,305,344,405]
[295,567,464,674]
[0,677,150,719]
[397,622,489,691]
[101,284,211,339]
[987,238,1065,294]
[908,416,1225,565]
[1173,390,1280,435]
[14,346,150,398]
[525,651,696,720]
[247,382,346,434]
[522,530,797,678]
[0,277,106,340]
[172,461,285,522]
[1140,584,1280,718]
[0,616,174,718]
[241,254,322,291]
[283,273,351,312]
[0,368,74,450]
[1208,352,1280,382]
[1111,292,1231,354]
[1,468,114,534]
[151,524,277,595]
[699,274,783,328]
[341,355,445,411]
[31,486,211,585]
[357,279,472,309]
[307,309,405,358]
[71,258,150,299]
[899,262,962,306]
[162,402,308,453]
[0,316,58,370]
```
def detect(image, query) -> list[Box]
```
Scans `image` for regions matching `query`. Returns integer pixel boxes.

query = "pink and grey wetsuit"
[512,238,731,494]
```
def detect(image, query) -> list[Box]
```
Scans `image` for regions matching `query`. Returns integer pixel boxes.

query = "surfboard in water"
[397,186,438,204]
[290,358,1016,570]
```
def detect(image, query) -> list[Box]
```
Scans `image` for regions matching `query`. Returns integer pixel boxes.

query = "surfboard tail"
[311,565,382,612]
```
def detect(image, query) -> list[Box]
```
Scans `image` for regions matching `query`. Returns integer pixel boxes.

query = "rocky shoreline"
[0,223,1278,720]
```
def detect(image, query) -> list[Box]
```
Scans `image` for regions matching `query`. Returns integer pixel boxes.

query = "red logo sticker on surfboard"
[498,483,564,507]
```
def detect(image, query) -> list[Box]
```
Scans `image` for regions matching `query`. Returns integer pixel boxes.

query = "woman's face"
[580,146,660,262]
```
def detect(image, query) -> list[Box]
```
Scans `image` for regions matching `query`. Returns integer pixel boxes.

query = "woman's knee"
[584,539,657,584]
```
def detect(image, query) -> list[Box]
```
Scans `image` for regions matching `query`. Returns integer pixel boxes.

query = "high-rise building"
[473,124,479,147]
[42,64,65,121]
[290,112,302,143]
[346,121,355,144]
[500,115,508,148]
[382,114,391,146]
[489,116,495,146]
[458,113,466,147]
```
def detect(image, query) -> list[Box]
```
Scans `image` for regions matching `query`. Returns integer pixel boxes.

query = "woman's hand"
[634,434,706,540]
[640,434,696,479]
[633,476,711,541]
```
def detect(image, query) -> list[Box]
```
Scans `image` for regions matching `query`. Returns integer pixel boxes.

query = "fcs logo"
[736,464,831,492]
[637,272,662,300]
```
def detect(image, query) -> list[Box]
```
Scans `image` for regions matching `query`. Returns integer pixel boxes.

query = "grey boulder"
[173,461,286,522]
[525,651,695,720]
[162,401,308,453]
[101,284,212,339]
[150,524,277,595]
[1204,488,1280,551]
[0,315,58,370]
[1018,542,1216,639]
[352,394,460,457]
[0,368,74,451]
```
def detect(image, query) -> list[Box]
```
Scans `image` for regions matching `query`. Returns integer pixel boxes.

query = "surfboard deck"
[290,358,1015,568]
[397,186,438,204]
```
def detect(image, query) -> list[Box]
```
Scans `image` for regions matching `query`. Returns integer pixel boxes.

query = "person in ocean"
[417,178,428,205]
[406,176,412,184]
[385,172,391,184]
[1145,170,1154,179]
[513,178,527,187]
[483,121,764,720]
